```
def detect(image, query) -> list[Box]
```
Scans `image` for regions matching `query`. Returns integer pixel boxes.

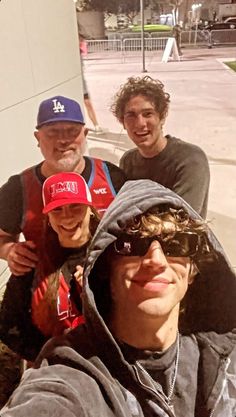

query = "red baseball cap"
[42,172,92,214]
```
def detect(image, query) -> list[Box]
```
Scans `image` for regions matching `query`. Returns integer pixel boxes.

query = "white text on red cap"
[51,181,79,196]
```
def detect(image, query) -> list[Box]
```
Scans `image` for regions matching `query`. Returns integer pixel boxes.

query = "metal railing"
[210,29,236,46]
[108,32,151,40]
[86,29,236,59]
[122,37,169,52]
[180,29,236,47]
[87,37,169,58]
[87,39,121,54]
[180,30,209,45]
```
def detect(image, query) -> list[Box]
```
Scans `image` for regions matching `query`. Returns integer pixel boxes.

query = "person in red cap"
[0,172,100,363]
[0,95,126,276]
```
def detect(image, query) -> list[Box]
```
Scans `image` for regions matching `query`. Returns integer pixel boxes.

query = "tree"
[148,0,167,23]
[149,0,166,15]
[78,0,151,24]
[118,0,146,25]
[78,0,149,15]
[77,0,119,13]
[169,0,183,24]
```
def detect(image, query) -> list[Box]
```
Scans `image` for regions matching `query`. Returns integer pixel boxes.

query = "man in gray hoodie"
[1,180,236,416]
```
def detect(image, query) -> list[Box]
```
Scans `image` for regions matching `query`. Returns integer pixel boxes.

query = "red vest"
[31,272,84,337]
[86,157,116,216]
[21,158,116,247]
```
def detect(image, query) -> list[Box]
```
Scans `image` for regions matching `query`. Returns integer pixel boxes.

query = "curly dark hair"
[110,76,170,122]
[124,206,205,237]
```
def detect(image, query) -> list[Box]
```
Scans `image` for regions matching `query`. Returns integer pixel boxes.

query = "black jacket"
[1,180,236,417]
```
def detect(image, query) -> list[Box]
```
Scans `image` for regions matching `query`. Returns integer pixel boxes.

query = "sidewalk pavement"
[86,46,236,267]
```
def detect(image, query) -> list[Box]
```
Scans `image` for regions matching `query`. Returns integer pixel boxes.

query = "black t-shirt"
[0,157,126,235]
[119,334,199,416]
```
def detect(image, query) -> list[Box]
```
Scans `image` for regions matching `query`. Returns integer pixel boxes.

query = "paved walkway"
[85,46,236,267]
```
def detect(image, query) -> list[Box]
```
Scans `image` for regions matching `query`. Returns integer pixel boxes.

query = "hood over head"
[82,180,236,344]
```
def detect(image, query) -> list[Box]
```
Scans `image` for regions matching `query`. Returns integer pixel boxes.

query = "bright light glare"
[192,3,202,10]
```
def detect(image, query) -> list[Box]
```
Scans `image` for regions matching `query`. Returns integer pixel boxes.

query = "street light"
[191,3,202,44]
[140,0,147,73]
[192,3,202,18]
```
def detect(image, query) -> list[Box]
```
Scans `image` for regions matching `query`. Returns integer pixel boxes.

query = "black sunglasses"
[113,232,200,258]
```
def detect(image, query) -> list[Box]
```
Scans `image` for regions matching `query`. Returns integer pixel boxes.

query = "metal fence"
[180,30,209,45]
[108,32,152,40]
[87,39,121,54]
[86,29,236,59]
[180,29,236,47]
[210,29,236,46]
[122,37,169,52]
[86,37,169,60]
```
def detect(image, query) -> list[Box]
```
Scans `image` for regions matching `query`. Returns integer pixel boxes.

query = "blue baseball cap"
[36,96,85,129]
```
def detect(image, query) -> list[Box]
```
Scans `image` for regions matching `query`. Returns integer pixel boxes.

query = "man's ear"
[120,119,126,130]
[34,130,40,146]
[188,261,199,285]
[160,116,166,129]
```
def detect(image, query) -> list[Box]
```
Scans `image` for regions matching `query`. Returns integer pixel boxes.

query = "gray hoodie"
[1,180,236,417]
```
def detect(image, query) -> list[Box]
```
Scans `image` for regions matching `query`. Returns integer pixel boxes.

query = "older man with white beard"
[0,95,126,276]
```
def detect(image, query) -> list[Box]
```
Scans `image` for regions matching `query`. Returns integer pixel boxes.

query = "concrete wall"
[0,0,84,184]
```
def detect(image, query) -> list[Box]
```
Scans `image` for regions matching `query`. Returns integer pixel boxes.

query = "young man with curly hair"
[2,180,236,416]
[111,76,210,219]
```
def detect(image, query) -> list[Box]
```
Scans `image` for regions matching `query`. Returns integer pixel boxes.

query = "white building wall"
[0,0,84,183]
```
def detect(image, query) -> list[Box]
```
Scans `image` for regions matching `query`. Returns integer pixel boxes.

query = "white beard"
[51,149,83,172]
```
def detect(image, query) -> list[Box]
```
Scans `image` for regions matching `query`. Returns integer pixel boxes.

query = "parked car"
[224,17,236,24]
[205,21,236,30]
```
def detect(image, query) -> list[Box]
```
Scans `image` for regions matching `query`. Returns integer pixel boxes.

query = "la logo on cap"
[51,181,78,197]
[52,99,65,114]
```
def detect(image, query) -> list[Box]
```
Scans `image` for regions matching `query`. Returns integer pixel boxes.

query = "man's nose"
[57,130,72,141]
[142,241,167,270]
[135,114,146,127]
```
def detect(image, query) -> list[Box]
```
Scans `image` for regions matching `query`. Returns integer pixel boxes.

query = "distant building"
[218,2,236,20]
[77,0,236,37]
[77,10,105,39]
